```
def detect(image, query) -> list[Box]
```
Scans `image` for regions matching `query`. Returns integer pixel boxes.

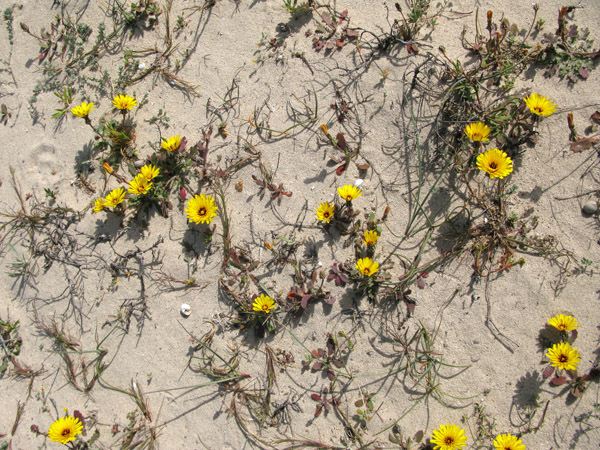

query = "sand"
[0,0,599,448]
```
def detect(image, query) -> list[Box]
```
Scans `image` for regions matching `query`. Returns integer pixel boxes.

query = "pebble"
[180,304,191,317]
[582,201,598,215]
[134,160,145,169]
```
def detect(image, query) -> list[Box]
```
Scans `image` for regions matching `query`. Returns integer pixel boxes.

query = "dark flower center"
[346,195,352,201]
[62,428,71,436]
[445,437,454,445]
[534,106,543,113]
[363,268,370,275]
[559,354,568,363]
[262,304,269,311]
[324,212,330,218]
[199,207,206,216]
[489,162,497,169]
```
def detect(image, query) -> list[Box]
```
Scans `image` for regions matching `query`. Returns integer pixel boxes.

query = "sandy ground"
[0,0,599,449]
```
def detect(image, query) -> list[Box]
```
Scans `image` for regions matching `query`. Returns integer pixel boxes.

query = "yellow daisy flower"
[363,230,379,246]
[70,101,95,118]
[464,122,491,142]
[356,257,379,277]
[338,184,362,202]
[476,148,513,179]
[493,433,526,450]
[112,94,137,110]
[48,415,83,445]
[127,174,152,195]
[161,135,182,152]
[546,342,581,371]
[252,294,276,313]
[430,424,468,450]
[93,198,106,213]
[104,187,125,208]
[316,202,335,223]
[140,163,160,181]
[186,194,218,224]
[548,314,578,332]
[523,93,557,117]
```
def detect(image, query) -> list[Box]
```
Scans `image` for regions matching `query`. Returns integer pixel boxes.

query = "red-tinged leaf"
[336,133,348,150]
[312,350,321,358]
[543,364,555,379]
[571,384,585,398]
[338,273,348,283]
[420,272,429,278]
[315,404,323,417]
[324,295,336,305]
[301,294,311,309]
[312,361,323,370]
[355,162,370,170]
[179,137,188,153]
[311,393,322,402]
[345,28,360,39]
[570,134,600,152]
[311,270,318,284]
[407,43,419,54]
[336,39,345,48]
[336,162,347,175]
[73,410,86,429]
[331,359,344,368]
[338,10,348,24]
[417,278,426,289]
[406,301,415,314]
[590,111,600,125]
[414,430,424,443]
[579,67,589,78]
[327,335,336,355]
[179,187,187,202]
[327,369,335,381]
[551,376,568,386]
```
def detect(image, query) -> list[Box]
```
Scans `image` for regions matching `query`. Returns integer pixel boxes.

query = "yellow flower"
[252,294,276,313]
[464,122,491,142]
[363,230,379,246]
[102,162,114,174]
[186,194,218,224]
[548,314,578,332]
[338,184,362,202]
[493,433,526,450]
[546,342,581,371]
[48,415,83,445]
[316,202,334,223]
[93,198,106,213]
[127,174,152,195]
[161,135,182,152]
[112,94,137,110]
[356,257,379,277]
[430,424,468,450]
[71,101,95,118]
[476,148,513,179]
[140,163,160,181]
[104,187,125,208]
[523,93,557,117]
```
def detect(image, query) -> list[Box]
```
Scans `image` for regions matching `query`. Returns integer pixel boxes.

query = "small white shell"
[138,63,146,70]
[180,303,191,317]
[354,179,364,187]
